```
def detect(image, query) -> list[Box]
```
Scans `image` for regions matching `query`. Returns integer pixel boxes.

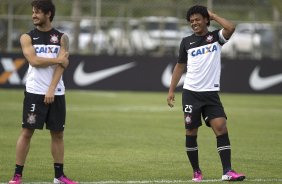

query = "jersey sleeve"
[177,38,187,63]
[218,29,228,45]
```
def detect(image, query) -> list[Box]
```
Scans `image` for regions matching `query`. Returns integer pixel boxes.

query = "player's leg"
[186,128,203,182]
[182,89,203,181]
[9,128,35,184]
[16,128,35,167]
[209,117,231,173]
[46,95,77,184]
[210,118,245,181]
[50,130,77,184]
[9,92,46,184]
[205,92,245,181]
[50,130,65,177]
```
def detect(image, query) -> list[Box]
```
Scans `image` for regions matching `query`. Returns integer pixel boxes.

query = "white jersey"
[25,28,65,95]
[178,29,228,92]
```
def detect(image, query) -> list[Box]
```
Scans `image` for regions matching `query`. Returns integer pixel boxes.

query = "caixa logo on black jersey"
[34,45,60,54]
[191,44,218,57]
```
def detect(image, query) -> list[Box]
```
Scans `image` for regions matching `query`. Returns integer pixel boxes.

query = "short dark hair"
[186,5,210,26]
[31,0,55,22]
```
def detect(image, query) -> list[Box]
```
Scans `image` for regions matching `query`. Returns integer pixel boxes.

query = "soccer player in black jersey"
[167,5,245,182]
[9,1,77,184]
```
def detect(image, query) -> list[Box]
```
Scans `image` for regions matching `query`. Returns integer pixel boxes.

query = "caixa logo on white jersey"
[34,45,60,54]
[191,44,218,57]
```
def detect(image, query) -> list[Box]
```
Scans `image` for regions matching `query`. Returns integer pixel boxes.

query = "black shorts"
[22,91,66,131]
[182,89,227,129]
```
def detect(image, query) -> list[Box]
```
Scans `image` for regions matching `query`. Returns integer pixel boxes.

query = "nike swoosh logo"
[74,61,137,86]
[249,66,282,90]
[161,63,185,88]
[33,37,40,40]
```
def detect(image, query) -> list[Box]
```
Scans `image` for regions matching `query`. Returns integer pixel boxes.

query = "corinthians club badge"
[206,34,214,43]
[185,114,192,125]
[27,113,37,124]
[50,34,59,43]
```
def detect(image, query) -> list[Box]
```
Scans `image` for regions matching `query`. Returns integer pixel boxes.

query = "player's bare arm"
[58,34,70,69]
[167,63,186,107]
[45,34,69,104]
[20,34,68,67]
[208,10,235,39]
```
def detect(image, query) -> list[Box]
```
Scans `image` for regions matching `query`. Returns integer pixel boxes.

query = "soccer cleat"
[9,174,22,184]
[192,170,203,182]
[53,175,78,184]
[222,170,245,181]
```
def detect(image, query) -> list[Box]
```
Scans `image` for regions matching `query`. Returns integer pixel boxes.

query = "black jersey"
[178,29,228,92]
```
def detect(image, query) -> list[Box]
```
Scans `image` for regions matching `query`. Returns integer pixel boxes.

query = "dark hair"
[186,5,210,26]
[31,0,55,22]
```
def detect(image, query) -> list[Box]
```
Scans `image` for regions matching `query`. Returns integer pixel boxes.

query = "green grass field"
[0,89,282,184]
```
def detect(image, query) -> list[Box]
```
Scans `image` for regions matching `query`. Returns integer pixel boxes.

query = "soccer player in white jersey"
[9,0,77,184]
[167,5,245,182]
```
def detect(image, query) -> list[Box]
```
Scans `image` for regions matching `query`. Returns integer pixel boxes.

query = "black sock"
[217,133,232,174]
[15,164,24,176]
[54,163,64,178]
[186,135,200,171]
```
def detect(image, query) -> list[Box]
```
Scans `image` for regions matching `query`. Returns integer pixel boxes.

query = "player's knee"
[21,128,34,139]
[213,123,228,135]
[210,117,226,129]
[50,131,64,140]
[216,125,228,134]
